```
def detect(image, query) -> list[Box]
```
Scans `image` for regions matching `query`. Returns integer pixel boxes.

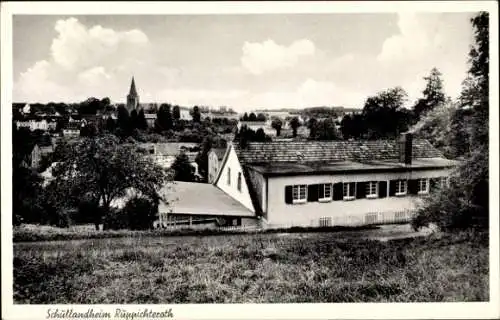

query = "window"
[440,177,449,188]
[395,180,407,196]
[227,168,231,186]
[343,182,355,200]
[237,172,242,192]
[319,217,332,227]
[418,178,429,194]
[292,185,307,203]
[366,181,378,199]
[318,184,332,202]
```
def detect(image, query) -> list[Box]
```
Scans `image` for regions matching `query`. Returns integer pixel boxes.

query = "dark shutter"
[356,182,366,199]
[430,178,439,193]
[379,181,388,198]
[333,183,343,201]
[318,184,325,198]
[285,186,293,204]
[307,184,319,202]
[389,180,396,196]
[408,179,419,195]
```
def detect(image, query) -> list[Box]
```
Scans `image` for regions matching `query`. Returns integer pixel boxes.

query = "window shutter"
[285,186,293,204]
[408,179,419,194]
[356,182,366,199]
[333,183,343,201]
[379,181,387,198]
[430,178,439,193]
[308,184,319,202]
[318,184,325,198]
[389,180,396,196]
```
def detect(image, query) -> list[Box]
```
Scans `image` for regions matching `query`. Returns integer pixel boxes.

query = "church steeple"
[129,76,138,97]
[126,76,140,113]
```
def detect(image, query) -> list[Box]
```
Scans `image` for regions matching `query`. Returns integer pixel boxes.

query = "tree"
[255,128,267,141]
[116,106,131,137]
[195,136,213,182]
[137,109,148,130]
[308,118,318,139]
[340,114,365,139]
[156,104,173,132]
[48,135,169,230]
[172,105,181,120]
[192,106,201,123]
[413,12,489,231]
[242,112,249,121]
[271,118,283,136]
[172,152,196,182]
[130,109,138,130]
[289,117,301,138]
[80,123,97,137]
[248,112,257,121]
[362,87,410,139]
[105,117,116,133]
[413,68,446,120]
[410,101,464,158]
[257,113,267,122]
[313,118,340,140]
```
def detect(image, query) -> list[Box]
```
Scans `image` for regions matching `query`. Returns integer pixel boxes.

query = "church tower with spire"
[126,76,140,113]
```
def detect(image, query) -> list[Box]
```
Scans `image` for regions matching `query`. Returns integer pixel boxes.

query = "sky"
[13,13,475,111]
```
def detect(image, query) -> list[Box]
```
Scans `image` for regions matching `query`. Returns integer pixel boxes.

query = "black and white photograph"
[1,1,499,319]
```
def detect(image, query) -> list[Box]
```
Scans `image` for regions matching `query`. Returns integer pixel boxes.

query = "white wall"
[265,168,453,226]
[215,145,255,212]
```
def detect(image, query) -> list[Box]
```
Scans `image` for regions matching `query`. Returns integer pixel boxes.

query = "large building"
[126,77,140,113]
[158,133,458,229]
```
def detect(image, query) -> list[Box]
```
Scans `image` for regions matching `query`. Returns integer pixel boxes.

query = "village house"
[62,121,82,138]
[16,117,51,131]
[136,142,201,177]
[207,147,227,183]
[157,133,457,229]
[144,113,157,127]
[22,142,54,169]
[179,108,192,121]
[168,134,453,229]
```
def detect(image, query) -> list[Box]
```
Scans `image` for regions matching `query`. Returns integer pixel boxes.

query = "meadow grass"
[13,230,488,303]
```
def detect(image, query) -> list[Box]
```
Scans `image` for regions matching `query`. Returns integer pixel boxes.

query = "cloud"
[242,79,364,110]
[51,18,148,70]
[14,18,149,102]
[158,88,249,107]
[78,66,112,86]
[241,39,315,74]
[14,60,70,102]
[377,13,442,63]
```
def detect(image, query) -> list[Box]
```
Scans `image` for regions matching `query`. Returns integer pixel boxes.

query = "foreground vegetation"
[14,230,488,303]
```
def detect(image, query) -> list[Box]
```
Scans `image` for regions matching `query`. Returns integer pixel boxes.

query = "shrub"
[412,153,488,231]
[103,209,129,230]
[122,197,158,230]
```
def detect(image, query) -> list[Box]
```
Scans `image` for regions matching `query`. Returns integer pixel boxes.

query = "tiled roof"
[64,122,82,130]
[137,142,199,156]
[234,139,445,164]
[159,182,255,216]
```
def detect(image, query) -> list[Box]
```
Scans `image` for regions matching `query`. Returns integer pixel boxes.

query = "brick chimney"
[398,133,413,165]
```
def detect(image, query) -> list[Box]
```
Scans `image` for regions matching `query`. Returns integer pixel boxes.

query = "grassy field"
[13,230,489,303]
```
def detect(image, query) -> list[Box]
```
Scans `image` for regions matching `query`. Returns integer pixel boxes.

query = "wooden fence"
[155,209,418,232]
